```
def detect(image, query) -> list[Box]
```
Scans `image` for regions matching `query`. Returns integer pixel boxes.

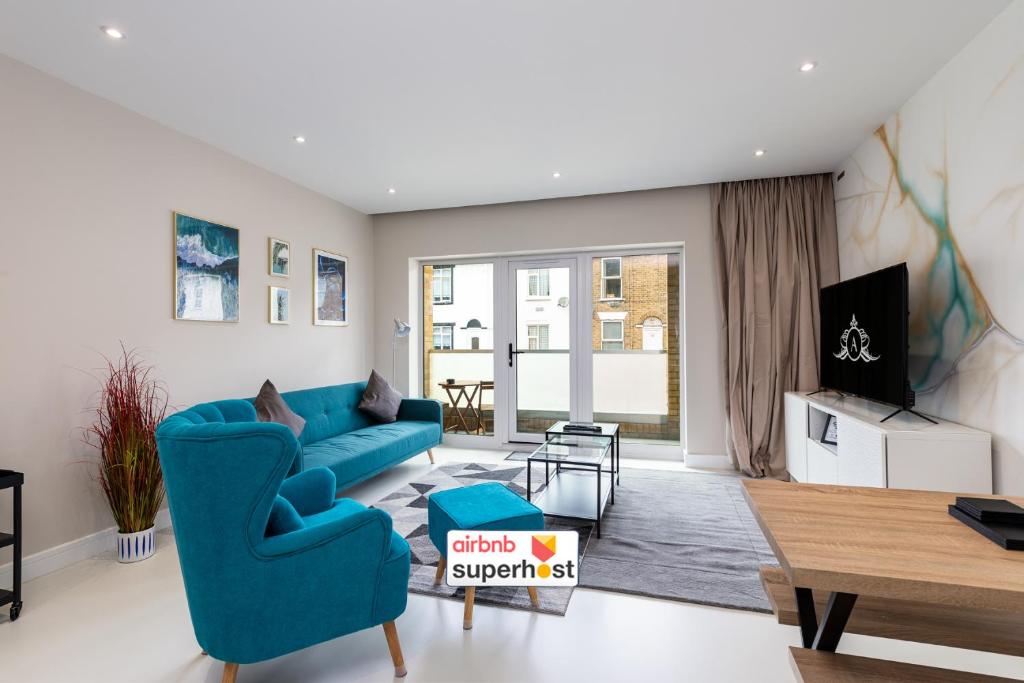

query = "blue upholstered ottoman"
[427,482,544,629]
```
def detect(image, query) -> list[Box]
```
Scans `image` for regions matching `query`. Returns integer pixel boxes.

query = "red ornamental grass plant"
[86,346,169,533]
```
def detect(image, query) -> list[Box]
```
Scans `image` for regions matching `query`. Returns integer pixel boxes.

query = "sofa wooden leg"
[527,586,540,609]
[221,663,239,683]
[463,587,476,630]
[382,620,407,678]
[434,556,446,585]
[427,448,435,464]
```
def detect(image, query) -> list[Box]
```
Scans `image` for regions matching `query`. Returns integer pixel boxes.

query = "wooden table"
[742,479,1024,653]
[438,380,483,434]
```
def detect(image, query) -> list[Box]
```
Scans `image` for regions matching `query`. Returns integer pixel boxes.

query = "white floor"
[2,447,1020,682]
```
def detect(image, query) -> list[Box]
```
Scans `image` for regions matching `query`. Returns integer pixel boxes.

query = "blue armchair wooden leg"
[383,621,407,678]
[427,448,435,464]
[221,662,239,683]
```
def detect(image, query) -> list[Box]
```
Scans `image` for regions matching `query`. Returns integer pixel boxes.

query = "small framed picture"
[313,248,348,326]
[821,414,838,445]
[269,238,290,277]
[269,286,290,324]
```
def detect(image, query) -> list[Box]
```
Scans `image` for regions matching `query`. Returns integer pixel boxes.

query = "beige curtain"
[712,174,839,478]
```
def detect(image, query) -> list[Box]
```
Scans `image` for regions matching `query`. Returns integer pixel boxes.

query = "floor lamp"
[392,318,412,388]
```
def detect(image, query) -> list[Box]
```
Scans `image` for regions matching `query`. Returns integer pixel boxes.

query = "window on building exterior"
[527,269,550,297]
[527,324,550,350]
[432,265,453,304]
[432,323,454,349]
[601,257,622,299]
[601,320,624,350]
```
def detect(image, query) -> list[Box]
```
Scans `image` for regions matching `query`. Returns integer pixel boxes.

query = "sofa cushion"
[255,380,307,438]
[302,421,441,489]
[358,369,402,423]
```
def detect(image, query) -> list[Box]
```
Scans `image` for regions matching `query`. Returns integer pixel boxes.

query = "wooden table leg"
[527,586,540,609]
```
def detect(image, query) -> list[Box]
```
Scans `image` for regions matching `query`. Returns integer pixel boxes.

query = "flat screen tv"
[819,263,912,411]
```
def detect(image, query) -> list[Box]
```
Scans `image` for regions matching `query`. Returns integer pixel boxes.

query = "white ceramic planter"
[117,526,156,563]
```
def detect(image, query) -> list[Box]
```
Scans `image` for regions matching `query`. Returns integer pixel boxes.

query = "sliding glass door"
[419,247,683,454]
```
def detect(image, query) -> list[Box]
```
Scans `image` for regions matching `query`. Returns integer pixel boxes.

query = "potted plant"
[86,346,168,563]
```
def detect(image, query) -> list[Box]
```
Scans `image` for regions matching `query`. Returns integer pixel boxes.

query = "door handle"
[508,343,524,367]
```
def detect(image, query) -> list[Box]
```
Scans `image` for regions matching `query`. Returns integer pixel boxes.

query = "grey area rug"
[372,462,776,616]
[578,467,777,613]
[371,462,593,616]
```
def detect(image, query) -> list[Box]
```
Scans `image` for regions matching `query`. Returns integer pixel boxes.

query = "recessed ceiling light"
[293,135,306,144]
[799,61,817,72]
[552,171,561,179]
[754,149,766,157]
[387,187,397,194]
[101,26,125,40]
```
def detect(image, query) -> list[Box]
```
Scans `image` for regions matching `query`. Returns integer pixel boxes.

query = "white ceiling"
[0,1,1009,214]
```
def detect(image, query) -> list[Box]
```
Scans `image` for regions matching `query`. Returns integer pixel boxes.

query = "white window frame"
[527,268,550,298]
[433,265,454,304]
[601,320,624,350]
[432,322,454,350]
[526,323,549,350]
[600,257,623,300]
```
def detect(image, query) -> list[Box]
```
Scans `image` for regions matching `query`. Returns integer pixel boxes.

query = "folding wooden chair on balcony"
[477,381,494,435]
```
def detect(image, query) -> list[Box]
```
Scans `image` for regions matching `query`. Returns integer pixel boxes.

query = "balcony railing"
[425,349,678,442]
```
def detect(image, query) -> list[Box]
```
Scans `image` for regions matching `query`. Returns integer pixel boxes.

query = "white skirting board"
[0,508,173,586]
[684,453,732,469]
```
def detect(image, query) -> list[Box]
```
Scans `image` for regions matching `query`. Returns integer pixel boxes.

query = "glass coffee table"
[527,434,615,538]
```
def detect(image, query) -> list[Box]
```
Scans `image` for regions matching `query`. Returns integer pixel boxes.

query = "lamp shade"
[393,318,411,338]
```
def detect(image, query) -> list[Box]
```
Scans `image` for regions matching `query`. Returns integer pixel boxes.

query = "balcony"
[425,349,679,443]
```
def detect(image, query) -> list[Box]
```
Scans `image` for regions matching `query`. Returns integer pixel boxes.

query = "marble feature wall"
[834,1,1024,494]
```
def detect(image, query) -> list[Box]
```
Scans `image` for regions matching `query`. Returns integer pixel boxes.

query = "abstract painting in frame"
[269,286,290,324]
[313,248,348,326]
[269,237,290,277]
[173,212,239,322]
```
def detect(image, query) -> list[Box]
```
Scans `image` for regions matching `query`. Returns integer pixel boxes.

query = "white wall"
[833,0,1024,494]
[372,186,724,457]
[0,55,373,558]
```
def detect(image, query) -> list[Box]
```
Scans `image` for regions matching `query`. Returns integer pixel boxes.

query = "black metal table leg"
[526,460,532,502]
[12,483,22,620]
[616,431,620,485]
[794,587,858,652]
[794,587,817,648]
[812,592,858,651]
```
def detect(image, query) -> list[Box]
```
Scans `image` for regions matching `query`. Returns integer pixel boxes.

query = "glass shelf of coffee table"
[527,434,614,537]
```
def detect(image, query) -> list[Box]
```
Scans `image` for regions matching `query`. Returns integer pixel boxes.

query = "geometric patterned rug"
[371,462,593,616]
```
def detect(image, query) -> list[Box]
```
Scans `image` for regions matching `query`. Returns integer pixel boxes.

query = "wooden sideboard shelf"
[784,391,992,493]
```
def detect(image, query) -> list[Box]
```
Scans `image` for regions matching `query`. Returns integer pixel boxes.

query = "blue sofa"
[260,381,442,490]
[156,399,413,680]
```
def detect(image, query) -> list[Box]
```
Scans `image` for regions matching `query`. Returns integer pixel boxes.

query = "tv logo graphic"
[834,314,880,363]
[446,531,578,587]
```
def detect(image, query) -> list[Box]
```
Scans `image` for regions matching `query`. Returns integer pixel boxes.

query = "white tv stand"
[784,391,992,493]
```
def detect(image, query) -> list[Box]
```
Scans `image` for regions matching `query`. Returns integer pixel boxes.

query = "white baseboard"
[684,453,733,470]
[0,508,172,586]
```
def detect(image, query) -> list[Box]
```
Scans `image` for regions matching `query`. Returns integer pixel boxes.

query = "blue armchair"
[156,400,411,682]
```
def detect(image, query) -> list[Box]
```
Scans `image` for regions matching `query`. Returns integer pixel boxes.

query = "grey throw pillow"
[358,369,402,423]
[254,380,306,438]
